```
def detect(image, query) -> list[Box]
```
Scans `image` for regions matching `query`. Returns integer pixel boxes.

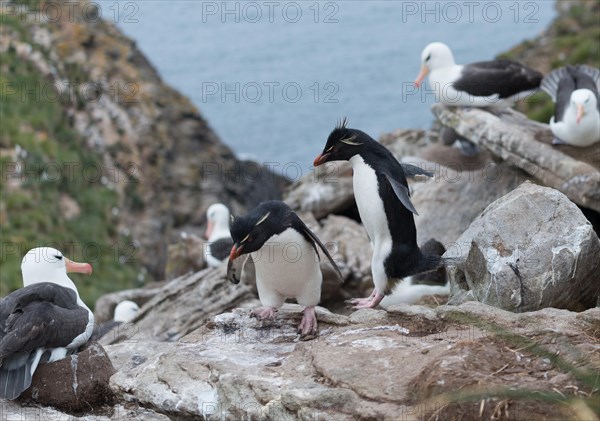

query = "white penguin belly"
[349,155,392,245]
[251,228,322,308]
[349,155,393,292]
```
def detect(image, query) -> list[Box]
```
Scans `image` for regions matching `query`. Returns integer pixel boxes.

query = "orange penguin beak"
[576,104,585,124]
[313,153,330,167]
[65,258,93,275]
[229,245,244,261]
[414,66,429,88]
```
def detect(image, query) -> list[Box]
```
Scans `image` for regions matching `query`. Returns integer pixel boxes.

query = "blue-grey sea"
[117,1,556,175]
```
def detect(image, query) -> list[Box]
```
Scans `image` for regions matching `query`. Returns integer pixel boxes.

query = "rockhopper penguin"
[227,201,342,336]
[313,119,441,309]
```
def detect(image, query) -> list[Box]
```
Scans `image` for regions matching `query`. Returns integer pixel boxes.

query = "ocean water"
[117,1,556,175]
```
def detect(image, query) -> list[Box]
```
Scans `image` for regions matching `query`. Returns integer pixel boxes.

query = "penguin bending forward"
[313,119,441,309]
[227,201,342,336]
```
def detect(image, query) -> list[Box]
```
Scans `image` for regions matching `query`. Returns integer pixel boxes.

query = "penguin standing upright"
[313,119,441,309]
[227,201,342,336]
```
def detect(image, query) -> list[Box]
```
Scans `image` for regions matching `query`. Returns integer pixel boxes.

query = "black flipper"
[382,170,419,215]
[291,215,344,282]
[227,254,250,285]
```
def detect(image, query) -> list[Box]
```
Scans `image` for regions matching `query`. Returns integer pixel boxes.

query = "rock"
[285,162,355,219]
[164,233,206,280]
[19,342,115,413]
[0,401,170,420]
[59,193,81,220]
[411,160,533,246]
[304,213,373,304]
[102,267,257,343]
[104,302,598,421]
[94,285,165,325]
[445,182,600,312]
[432,105,600,212]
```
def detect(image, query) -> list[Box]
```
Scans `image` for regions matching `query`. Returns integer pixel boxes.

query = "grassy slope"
[0,15,139,305]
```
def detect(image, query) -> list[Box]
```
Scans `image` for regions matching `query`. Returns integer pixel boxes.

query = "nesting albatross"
[0,247,93,399]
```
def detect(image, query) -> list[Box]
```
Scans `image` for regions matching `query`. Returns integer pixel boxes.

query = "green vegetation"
[0,22,139,306]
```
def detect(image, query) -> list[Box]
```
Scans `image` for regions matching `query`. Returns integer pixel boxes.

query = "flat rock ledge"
[432,104,600,213]
[106,302,600,421]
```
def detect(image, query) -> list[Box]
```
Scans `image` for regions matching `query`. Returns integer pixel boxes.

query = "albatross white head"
[21,247,92,296]
[570,89,598,125]
[414,42,456,88]
[205,203,231,241]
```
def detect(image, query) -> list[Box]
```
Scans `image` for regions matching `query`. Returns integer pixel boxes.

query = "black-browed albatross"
[0,247,93,399]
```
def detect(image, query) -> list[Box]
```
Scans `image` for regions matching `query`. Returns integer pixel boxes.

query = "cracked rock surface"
[105,303,600,421]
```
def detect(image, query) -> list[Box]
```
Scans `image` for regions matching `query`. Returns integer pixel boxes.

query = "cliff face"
[0,0,286,300]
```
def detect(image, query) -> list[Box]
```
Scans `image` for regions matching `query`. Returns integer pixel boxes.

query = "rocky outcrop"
[1,401,170,420]
[411,160,533,247]
[96,267,257,343]
[104,302,599,420]
[1,1,287,284]
[19,342,115,413]
[445,182,600,311]
[433,105,600,213]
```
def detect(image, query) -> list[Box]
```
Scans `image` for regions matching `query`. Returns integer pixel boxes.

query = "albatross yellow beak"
[414,66,429,88]
[576,104,585,124]
[65,258,93,275]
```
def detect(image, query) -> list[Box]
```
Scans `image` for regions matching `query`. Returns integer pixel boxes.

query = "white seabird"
[414,42,542,108]
[541,64,600,147]
[0,247,93,399]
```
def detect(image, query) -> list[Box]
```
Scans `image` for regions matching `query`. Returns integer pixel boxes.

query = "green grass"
[0,34,140,306]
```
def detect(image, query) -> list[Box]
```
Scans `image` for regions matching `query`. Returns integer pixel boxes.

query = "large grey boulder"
[411,160,533,247]
[445,182,600,311]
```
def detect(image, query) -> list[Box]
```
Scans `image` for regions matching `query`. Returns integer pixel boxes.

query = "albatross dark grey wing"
[0,282,89,399]
[454,60,542,99]
[209,237,235,262]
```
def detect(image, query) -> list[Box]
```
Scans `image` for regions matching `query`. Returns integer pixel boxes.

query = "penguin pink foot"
[349,290,385,309]
[346,289,377,307]
[252,307,277,319]
[298,306,317,336]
